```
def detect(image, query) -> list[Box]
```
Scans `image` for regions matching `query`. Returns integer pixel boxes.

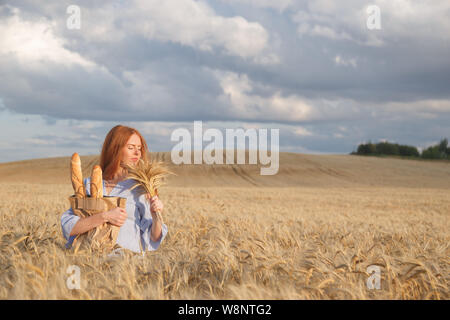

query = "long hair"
[100,125,149,180]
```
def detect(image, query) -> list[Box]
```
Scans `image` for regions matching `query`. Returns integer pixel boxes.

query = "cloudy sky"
[1,0,449,163]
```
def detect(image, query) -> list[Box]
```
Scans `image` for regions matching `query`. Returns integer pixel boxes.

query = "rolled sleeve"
[141,220,168,251]
[60,207,80,248]
[138,194,168,251]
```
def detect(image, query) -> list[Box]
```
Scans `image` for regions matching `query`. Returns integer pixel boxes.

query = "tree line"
[351,138,450,160]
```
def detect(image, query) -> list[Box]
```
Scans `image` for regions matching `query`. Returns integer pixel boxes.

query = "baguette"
[90,165,103,198]
[71,153,85,198]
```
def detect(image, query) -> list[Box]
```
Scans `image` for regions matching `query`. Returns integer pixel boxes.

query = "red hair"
[100,125,149,180]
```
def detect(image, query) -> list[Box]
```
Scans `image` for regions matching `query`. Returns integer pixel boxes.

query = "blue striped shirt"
[60,177,168,253]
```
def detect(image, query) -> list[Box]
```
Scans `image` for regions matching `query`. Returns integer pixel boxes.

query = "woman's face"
[122,133,142,167]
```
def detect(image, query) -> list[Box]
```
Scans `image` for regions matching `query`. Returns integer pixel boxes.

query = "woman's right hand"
[104,207,127,227]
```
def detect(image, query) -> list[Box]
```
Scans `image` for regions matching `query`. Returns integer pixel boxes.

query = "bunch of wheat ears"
[125,159,174,224]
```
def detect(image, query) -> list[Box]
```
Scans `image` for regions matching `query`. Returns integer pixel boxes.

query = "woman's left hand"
[148,195,164,214]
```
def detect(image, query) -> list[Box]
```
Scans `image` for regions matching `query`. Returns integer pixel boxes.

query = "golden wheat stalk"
[124,159,174,224]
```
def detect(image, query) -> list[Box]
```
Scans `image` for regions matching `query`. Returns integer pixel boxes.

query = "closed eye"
[127,144,142,151]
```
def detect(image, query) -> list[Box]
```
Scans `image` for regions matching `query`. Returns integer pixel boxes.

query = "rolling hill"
[0,151,449,188]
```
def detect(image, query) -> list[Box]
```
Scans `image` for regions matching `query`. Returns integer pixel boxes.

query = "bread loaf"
[90,165,103,198]
[71,153,85,198]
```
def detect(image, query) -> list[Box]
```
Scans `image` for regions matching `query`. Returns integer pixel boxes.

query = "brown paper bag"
[68,195,126,254]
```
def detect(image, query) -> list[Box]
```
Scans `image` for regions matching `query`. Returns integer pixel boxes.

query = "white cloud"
[0,10,96,70]
[220,0,293,13]
[77,0,270,59]
[296,22,354,41]
[214,70,314,122]
[294,127,313,136]
[252,53,280,65]
[334,55,357,68]
[135,0,270,58]
[292,0,450,46]
[384,99,450,114]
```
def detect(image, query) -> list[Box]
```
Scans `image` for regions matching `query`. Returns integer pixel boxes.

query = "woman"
[61,125,168,254]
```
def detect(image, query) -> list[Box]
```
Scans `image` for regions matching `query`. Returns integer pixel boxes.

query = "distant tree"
[398,145,420,157]
[422,138,449,159]
[357,143,370,155]
[375,142,399,155]
[356,141,377,155]
[353,138,448,160]
[438,138,448,154]
[422,145,445,159]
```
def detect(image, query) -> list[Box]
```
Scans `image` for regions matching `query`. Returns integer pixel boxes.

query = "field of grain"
[0,152,448,299]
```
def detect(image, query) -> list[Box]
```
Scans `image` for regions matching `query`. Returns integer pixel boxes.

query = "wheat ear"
[124,159,175,224]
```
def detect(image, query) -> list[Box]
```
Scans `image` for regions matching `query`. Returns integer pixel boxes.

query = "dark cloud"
[3,1,450,116]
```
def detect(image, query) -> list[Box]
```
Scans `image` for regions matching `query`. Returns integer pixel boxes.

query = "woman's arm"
[149,195,164,242]
[69,212,107,236]
[69,207,128,236]
[150,212,162,242]
[139,194,168,251]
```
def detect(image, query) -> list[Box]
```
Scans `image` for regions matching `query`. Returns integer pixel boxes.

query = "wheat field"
[0,152,448,299]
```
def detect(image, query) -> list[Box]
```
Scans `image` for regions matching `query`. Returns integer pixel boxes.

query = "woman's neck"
[108,168,128,182]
